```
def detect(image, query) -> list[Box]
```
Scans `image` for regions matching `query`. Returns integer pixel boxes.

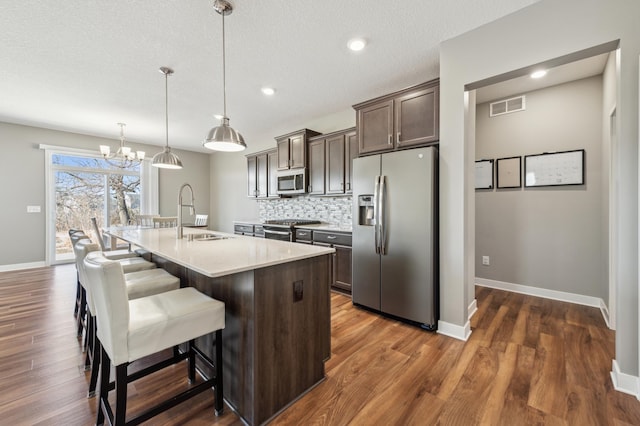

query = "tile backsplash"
[257,196,352,227]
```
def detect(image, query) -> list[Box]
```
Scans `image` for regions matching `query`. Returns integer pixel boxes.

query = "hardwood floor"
[1,264,639,425]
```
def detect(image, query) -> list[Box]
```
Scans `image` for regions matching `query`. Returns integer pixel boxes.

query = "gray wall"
[475,76,605,299]
[440,0,639,375]
[0,121,210,266]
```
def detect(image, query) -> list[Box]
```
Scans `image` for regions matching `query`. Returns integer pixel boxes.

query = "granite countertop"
[105,227,334,278]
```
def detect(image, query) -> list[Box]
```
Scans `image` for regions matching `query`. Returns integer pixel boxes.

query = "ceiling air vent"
[490,95,526,117]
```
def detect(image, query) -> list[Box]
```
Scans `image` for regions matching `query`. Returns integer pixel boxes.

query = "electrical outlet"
[27,205,41,213]
[482,256,490,266]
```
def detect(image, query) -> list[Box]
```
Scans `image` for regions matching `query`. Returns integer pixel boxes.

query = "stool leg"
[74,274,81,318]
[115,364,128,425]
[97,346,110,426]
[76,287,86,339]
[87,323,100,398]
[188,339,196,384]
[214,329,224,416]
[83,314,93,371]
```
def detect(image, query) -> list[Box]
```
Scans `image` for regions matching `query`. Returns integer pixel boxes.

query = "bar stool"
[83,252,225,425]
[74,240,182,398]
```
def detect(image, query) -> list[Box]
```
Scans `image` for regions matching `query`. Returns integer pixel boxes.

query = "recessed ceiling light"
[531,70,547,79]
[347,38,366,52]
[261,87,275,96]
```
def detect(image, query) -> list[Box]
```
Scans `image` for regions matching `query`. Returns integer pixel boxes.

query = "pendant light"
[203,0,246,152]
[152,67,183,169]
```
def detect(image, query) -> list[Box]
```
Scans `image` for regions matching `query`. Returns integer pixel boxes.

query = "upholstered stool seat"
[83,252,225,425]
[117,256,156,274]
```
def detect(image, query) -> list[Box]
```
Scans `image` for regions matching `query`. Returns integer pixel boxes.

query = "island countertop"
[104,227,334,278]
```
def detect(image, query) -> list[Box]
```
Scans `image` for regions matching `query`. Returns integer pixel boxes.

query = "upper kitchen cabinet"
[308,128,358,196]
[354,79,439,155]
[326,128,357,194]
[246,149,276,198]
[267,150,278,198]
[275,129,321,170]
[307,136,325,195]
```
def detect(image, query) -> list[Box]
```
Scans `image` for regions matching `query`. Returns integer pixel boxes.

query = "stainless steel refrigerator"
[352,146,438,329]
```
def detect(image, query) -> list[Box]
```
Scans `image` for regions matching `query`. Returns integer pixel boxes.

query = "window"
[43,145,158,264]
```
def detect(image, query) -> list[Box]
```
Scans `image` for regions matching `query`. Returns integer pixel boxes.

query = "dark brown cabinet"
[354,80,439,155]
[312,230,352,294]
[246,149,276,198]
[308,128,358,196]
[267,150,278,198]
[307,138,325,195]
[275,129,321,171]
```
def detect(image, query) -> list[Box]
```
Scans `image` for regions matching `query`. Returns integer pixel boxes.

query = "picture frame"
[496,156,521,189]
[475,159,494,190]
[524,149,585,187]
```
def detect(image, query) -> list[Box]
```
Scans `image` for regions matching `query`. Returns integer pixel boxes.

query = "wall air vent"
[490,95,526,117]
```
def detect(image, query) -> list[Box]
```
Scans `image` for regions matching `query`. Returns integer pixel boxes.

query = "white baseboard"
[438,320,472,341]
[599,299,612,329]
[475,277,605,308]
[0,261,46,272]
[468,299,478,320]
[611,360,640,399]
[475,277,611,330]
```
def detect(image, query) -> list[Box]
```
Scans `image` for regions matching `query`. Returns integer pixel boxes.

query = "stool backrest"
[73,240,102,314]
[153,217,178,228]
[134,214,158,227]
[84,251,130,365]
[90,217,107,251]
[195,214,208,226]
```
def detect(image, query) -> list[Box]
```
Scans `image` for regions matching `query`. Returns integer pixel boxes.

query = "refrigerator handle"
[374,176,381,254]
[380,175,387,255]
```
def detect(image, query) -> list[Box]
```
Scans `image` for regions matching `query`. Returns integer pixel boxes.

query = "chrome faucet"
[177,183,195,239]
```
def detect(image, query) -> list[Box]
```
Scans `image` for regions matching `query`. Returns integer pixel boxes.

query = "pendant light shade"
[152,66,183,169]
[203,0,246,152]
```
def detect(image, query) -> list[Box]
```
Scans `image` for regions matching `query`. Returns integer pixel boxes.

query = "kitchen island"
[105,227,334,425]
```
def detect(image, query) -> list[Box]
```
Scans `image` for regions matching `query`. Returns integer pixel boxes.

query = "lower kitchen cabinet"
[312,230,352,294]
[234,223,264,237]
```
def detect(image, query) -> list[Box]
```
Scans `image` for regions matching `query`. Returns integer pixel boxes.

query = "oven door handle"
[264,229,291,236]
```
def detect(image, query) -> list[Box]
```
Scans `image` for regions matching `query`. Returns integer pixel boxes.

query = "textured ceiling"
[0,0,539,153]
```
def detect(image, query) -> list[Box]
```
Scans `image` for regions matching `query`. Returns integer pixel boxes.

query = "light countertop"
[105,227,334,278]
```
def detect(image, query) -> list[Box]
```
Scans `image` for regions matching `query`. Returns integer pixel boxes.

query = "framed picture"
[496,156,521,188]
[524,149,585,187]
[475,159,494,190]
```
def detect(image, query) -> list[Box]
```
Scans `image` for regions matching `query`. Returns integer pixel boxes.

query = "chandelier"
[100,123,145,161]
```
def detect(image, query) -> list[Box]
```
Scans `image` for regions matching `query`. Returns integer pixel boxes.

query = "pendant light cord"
[165,70,169,149]
[222,10,227,119]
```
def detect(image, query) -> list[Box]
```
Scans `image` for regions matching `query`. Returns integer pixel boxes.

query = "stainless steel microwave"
[277,168,306,195]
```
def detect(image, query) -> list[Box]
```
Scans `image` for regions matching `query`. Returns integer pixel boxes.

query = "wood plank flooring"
[1,264,639,425]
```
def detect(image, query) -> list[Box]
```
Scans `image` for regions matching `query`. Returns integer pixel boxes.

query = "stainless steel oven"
[262,219,320,242]
[263,227,293,241]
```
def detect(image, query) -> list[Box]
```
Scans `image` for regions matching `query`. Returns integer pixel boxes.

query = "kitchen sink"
[189,233,229,241]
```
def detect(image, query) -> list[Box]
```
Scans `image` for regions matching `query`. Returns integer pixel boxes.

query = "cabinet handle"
[327,235,337,240]
[397,132,401,144]
[308,185,312,192]
[388,135,392,145]
[346,182,351,190]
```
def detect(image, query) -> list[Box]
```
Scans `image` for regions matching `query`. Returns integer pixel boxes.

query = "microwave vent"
[490,95,526,117]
